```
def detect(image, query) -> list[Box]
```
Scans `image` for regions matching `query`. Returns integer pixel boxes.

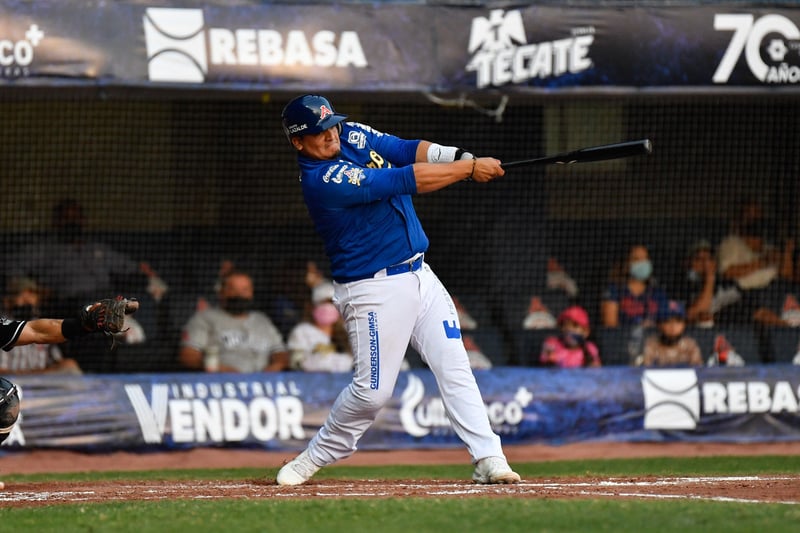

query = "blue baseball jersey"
[297,122,428,282]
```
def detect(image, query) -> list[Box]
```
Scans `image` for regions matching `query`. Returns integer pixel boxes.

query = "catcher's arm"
[14,318,72,346]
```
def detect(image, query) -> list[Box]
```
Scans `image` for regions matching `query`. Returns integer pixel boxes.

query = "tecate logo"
[713,13,800,83]
[465,9,594,88]
[143,7,368,83]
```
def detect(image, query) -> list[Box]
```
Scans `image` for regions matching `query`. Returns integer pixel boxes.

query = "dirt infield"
[1,476,798,508]
[1,442,798,507]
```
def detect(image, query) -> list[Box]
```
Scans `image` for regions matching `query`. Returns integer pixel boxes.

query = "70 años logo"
[713,13,800,83]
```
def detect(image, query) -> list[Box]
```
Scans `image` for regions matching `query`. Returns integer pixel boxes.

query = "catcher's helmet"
[281,94,347,139]
[0,377,20,444]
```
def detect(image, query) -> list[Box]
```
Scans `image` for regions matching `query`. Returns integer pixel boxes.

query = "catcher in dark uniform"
[0,296,138,443]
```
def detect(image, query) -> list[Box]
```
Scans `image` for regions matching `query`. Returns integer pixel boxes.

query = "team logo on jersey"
[343,168,363,186]
[319,105,333,120]
[713,13,800,84]
[465,9,594,88]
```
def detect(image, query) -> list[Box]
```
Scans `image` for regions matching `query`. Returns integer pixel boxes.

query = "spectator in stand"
[539,306,600,368]
[0,277,82,375]
[178,270,289,373]
[716,197,795,326]
[287,281,353,373]
[601,244,669,328]
[602,244,670,362]
[673,239,742,327]
[637,300,703,367]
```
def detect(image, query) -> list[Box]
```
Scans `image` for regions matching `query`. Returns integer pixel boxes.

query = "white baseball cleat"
[276,449,321,486]
[472,456,521,484]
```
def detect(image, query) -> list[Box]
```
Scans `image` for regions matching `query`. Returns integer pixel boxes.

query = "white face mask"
[629,259,653,281]
[312,302,340,326]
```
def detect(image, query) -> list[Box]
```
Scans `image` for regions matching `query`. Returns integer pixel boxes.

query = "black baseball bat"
[501,139,652,169]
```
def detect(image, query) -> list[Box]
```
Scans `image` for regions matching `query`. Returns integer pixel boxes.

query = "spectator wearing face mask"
[287,281,353,373]
[601,244,670,328]
[637,300,703,367]
[178,271,288,372]
[539,306,600,368]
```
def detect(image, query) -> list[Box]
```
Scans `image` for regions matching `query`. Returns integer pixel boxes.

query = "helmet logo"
[319,105,333,120]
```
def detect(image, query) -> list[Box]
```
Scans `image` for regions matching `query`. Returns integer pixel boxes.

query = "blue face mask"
[629,259,653,281]
[561,331,585,348]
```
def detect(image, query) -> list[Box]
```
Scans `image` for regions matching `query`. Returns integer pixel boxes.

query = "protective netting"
[0,91,797,370]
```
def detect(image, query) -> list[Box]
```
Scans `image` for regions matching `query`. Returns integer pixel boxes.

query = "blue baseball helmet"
[281,94,347,139]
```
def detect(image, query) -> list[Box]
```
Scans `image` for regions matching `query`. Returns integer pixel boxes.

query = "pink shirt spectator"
[540,336,600,368]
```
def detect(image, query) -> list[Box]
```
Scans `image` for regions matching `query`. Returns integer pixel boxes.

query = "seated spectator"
[718,197,793,290]
[637,300,703,367]
[178,271,289,372]
[716,197,796,327]
[673,239,741,327]
[0,277,82,375]
[287,281,353,373]
[601,244,669,329]
[540,306,600,368]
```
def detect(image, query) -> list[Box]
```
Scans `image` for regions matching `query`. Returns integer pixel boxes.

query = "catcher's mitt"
[79,296,140,334]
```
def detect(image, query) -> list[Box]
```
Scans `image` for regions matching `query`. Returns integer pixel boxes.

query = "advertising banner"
[0,2,798,91]
[2,367,799,452]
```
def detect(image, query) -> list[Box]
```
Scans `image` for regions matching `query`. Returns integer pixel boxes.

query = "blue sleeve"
[304,162,418,208]
[348,121,420,167]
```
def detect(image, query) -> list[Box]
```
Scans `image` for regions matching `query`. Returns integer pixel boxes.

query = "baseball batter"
[276,94,520,486]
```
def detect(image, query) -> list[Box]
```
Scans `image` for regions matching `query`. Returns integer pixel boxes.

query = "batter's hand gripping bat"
[501,139,652,169]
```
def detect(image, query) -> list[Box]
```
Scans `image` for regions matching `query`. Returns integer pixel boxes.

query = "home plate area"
[1,476,798,507]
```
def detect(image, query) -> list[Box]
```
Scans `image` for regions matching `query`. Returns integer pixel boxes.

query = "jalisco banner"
[0,2,798,90]
[2,367,800,452]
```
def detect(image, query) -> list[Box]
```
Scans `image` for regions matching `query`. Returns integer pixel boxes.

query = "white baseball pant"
[303,259,505,466]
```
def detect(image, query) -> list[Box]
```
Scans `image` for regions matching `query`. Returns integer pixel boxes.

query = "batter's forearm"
[413,161,474,193]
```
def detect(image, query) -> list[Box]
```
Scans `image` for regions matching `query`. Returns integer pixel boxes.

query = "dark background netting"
[1,90,798,371]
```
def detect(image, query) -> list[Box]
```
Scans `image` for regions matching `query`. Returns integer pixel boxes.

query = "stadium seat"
[513,328,558,367]
[713,325,761,364]
[465,327,508,367]
[766,327,800,364]
[596,327,634,366]
[685,326,717,362]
